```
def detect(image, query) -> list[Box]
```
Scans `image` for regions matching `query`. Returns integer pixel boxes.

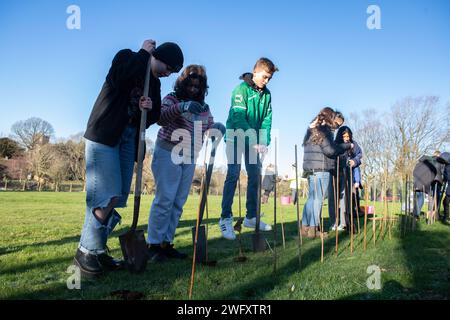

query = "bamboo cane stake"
[350,167,354,254]
[335,157,340,256]
[364,179,368,251]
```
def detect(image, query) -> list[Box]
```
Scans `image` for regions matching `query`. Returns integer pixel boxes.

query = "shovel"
[191,123,225,264]
[118,57,151,273]
[189,123,225,299]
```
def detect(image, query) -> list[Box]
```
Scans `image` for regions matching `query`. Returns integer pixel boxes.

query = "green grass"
[0,191,449,300]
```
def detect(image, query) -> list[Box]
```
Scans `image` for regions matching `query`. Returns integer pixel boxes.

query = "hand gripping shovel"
[118,58,151,273]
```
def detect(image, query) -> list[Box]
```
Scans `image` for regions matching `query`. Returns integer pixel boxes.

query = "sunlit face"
[152,57,176,78]
[252,68,273,89]
[343,132,350,143]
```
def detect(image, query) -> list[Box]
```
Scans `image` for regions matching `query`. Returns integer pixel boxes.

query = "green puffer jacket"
[225,73,272,146]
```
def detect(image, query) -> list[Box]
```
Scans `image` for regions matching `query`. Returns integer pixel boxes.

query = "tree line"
[1,96,449,196]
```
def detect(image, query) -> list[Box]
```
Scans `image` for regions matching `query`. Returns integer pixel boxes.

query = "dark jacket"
[337,140,363,170]
[413,155,444,192]
[84,49,162,151]
[302,126,351,173]
[437,152,450,195]
[334,126,362,169]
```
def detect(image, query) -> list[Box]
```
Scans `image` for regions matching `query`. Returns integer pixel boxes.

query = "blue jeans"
[302,172,330,227]
[413,191,424,217]
[221,141,260,219]
[327,171,341,227]
[79,125,137,254]
[147,145,196,244]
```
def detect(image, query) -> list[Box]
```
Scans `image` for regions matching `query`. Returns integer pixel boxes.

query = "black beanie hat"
[152,42,184,73]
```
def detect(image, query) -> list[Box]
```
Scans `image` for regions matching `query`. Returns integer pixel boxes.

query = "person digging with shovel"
[74,40,184,278]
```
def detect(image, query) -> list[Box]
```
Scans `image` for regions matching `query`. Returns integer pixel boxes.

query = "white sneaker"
[243,217,272,231]
[331,224,346,232]
[219,218,236,240]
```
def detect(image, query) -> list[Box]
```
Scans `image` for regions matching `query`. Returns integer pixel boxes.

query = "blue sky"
[0,0,449,174]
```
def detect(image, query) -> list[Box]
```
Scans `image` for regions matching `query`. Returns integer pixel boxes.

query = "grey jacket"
[302,126,351,174]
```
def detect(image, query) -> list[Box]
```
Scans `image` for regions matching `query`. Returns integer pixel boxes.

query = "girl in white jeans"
[147,65,216,262]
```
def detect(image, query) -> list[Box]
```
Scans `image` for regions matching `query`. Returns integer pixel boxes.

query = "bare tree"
[28,144,54,191]
[348,109,386,183]
[11,117,54,150]
[63,140,86,186]
[390,96,450,181]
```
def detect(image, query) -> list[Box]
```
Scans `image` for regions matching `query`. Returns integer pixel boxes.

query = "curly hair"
[174,64,208,102]
[303,107,342,145]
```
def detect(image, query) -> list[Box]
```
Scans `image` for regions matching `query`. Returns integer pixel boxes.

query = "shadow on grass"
[342,216,450,300]
[4,204,449,300]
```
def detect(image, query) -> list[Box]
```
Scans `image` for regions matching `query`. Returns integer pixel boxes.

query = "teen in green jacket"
[219,58,278,240]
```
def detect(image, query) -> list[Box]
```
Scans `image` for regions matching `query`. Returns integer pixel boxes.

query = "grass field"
[0,191,449,300]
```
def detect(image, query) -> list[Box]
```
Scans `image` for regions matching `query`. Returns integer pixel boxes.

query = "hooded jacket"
[335,126,363,170]
[225,73,272,146]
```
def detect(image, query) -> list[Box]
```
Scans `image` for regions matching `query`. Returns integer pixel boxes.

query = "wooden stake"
[364,179,368,251]
[188,138,209,299]
[273,138,278,273]
[280,204,286,249]
[335,157,340,256]
[295,145,302,267]
[350,167,354,254]
[354,187,361,234]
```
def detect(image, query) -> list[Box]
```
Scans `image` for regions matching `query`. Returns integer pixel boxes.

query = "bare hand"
[139,96,153,111]
[354,182,359,189]
[142,39,156,54]
[253,144,268,154]
[349,159,355,167]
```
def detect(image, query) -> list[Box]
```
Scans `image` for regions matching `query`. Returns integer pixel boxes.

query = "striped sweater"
[156,93,214,159]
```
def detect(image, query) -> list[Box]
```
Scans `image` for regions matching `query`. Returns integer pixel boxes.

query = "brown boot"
[316,227,329,239]
[301,225,309,238]
[307,227,316,239]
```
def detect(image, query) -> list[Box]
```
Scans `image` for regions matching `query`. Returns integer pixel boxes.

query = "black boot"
[97,252,125,271]
[161,242,188,259]
[147,244,168,263]
[73,249,103,278]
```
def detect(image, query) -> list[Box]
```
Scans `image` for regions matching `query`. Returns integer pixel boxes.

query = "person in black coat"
[412,151,445,221]
[436,151,450,222]
[74,40,184,278]
[334,126,363,232]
